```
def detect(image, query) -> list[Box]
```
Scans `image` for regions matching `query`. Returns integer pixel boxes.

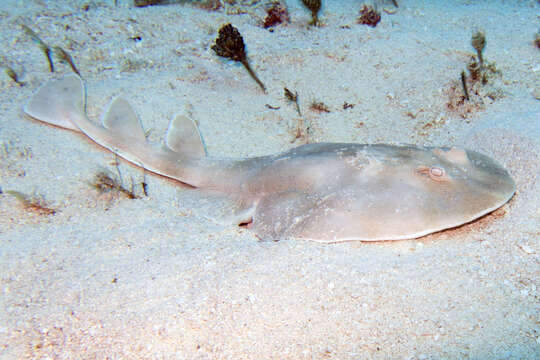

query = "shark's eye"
[430,166,444,177]
[416,165,450,182]
[429,166,449,182]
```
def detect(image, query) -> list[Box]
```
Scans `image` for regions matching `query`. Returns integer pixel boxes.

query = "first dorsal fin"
[102,97,146,141]
[165,114,206,158]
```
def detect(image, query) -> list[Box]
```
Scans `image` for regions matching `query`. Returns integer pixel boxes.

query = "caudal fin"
[23,74,85,131]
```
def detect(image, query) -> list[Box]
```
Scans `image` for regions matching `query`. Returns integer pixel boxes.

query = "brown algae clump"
[212,23,266,92]
[357,5,381,27]
[264,1,290,29]
[301,0,322,26]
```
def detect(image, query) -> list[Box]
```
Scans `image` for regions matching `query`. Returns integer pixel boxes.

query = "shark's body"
[24,75,515,242]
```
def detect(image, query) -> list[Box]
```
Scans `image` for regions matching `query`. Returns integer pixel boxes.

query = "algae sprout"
[284,87,309,143]
[466,31,499,86]
[284,87,301,116]
[471,30,486,68]
[22,25,54,73]
[212,23,266,93]
[301,0,322,26]
[53,46,81,77]
[460,70,469,101]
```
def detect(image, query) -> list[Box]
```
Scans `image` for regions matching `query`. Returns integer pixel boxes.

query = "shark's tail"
[23,74,86,131]
[23,75,208,184]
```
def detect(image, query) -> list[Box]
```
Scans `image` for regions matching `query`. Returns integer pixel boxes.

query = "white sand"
[1,0,539,358]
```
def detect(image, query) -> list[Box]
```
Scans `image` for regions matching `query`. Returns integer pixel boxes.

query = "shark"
[23,75,516,242]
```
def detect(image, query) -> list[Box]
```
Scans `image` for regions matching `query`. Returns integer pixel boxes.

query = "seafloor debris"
[382,0,399,15]
[301,0,322,26]
[195,0,223,11]
[342,102,354,110]
[263,1,290,29]
[212,23,266,92]
[357,5,381,27]
[133,0,165,7]
[5,190,56,216]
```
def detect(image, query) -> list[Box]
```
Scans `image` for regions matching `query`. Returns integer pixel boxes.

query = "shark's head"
[264,144,516,242]
[408,146,515,229]
[339,145,517,241]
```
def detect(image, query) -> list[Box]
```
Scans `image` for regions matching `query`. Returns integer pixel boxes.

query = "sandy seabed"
[0,0,539,358]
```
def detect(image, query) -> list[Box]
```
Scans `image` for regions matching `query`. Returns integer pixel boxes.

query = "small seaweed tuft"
[90,171,138,199]
[446,30,503,118]
[465,30,500,86]
[212,23,266,92]
[5,190,56,216]
[309,100,330,113]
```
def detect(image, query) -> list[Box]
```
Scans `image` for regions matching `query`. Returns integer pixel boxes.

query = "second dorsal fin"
[102,97,146,141]
[165,114,206,158]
